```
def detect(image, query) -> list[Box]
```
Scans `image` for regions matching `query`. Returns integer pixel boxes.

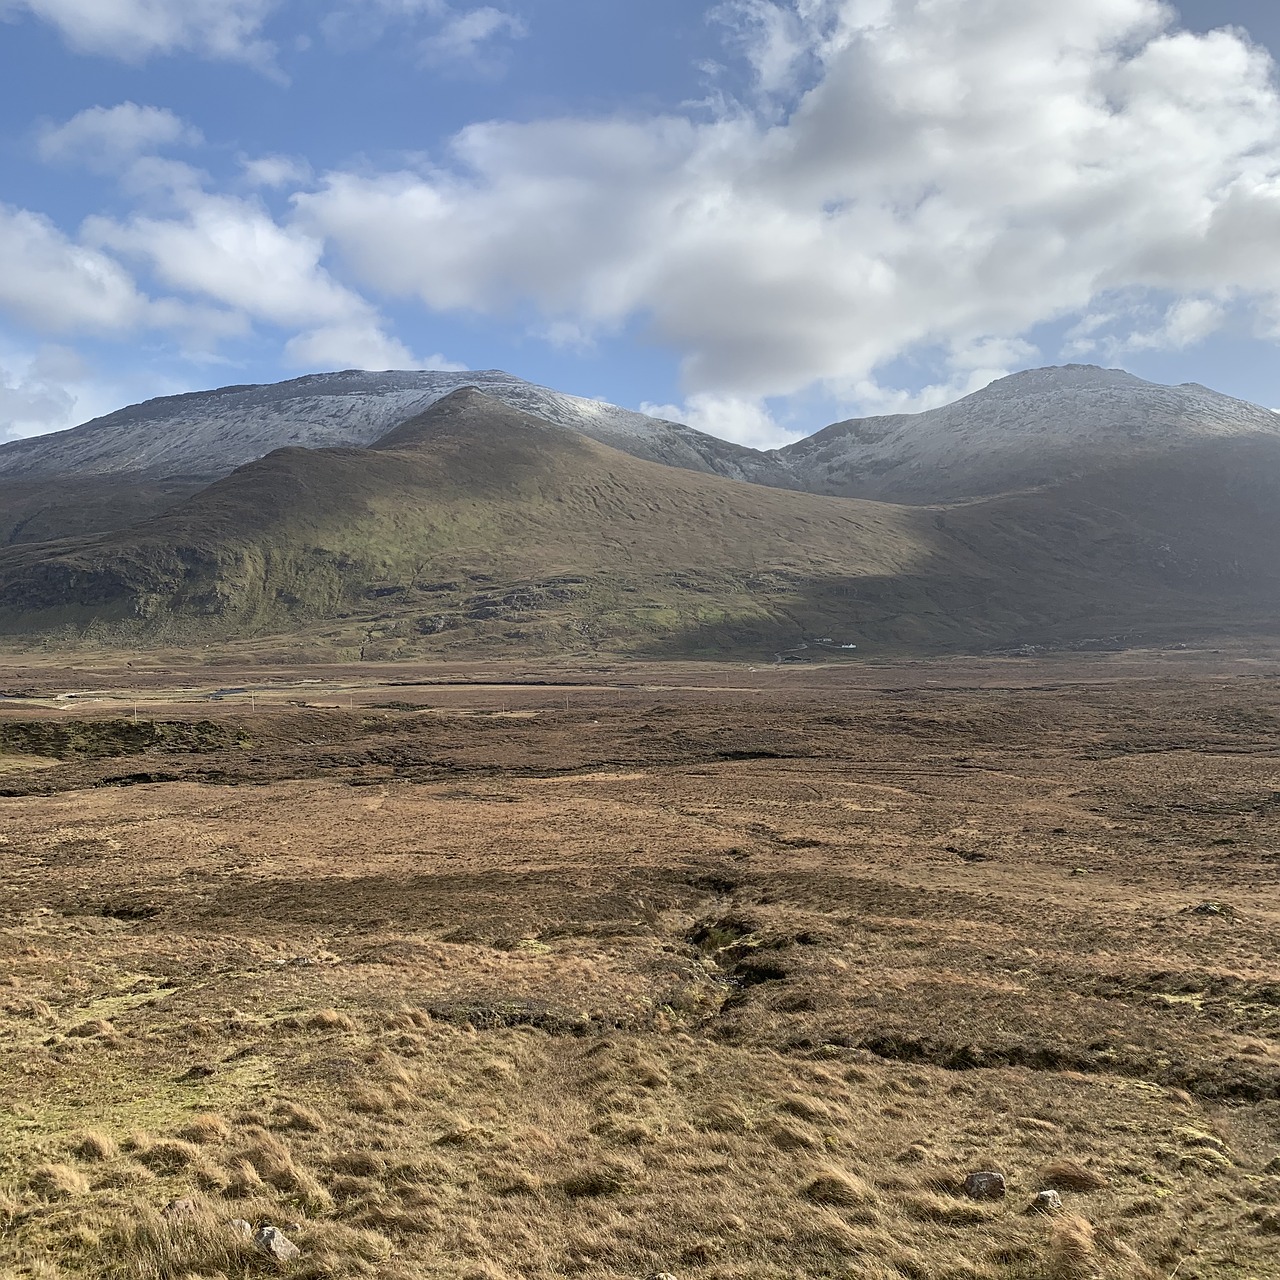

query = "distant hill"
[2,387,1278,658]
[775,364,1280,502]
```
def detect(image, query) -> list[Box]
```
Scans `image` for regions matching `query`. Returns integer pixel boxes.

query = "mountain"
[0,389,925,650]
[0,368,791,489]
[2,386,1279,657]
[775,364,1280,502]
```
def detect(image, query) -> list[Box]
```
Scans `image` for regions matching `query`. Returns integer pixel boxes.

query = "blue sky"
[3,0,1280,447]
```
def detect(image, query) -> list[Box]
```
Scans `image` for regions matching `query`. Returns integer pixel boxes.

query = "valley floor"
[0,652,1278,1279]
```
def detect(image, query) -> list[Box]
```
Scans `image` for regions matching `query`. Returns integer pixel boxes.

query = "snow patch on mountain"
[776,365,1280,502]
[0,369,780,484]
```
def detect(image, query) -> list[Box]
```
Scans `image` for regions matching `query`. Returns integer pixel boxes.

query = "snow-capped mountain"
[2,363,1277,507]
[775,365,1280,502]
[0,369,789,486]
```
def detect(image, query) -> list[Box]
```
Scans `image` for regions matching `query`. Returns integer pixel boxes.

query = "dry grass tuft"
[326,1151,386,1179]
[899,1190,993,1226]
[100,1198,261,1280]
[72,1130,119,1163]
[28,1164,89,1199]
[561,1160,639,1198]
[778,1095,832,1123]
[767,1120,819,1151]
[1048,1214,1099,1280]
[223,1158,265,1198]
[272,1100,326,1133]
[695,1101,751,1134]
[1040,1158,1108,1193]
[136,1140,203,1174]
[65,1018,114,1040]
[802,1168,876,1208]
[238,1133,301,1190]
[177,1114,231,1146]
[283,1008,357,1033]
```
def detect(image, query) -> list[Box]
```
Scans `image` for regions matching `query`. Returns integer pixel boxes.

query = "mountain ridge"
[4,363,1278,512]
[2,386,1278,658]
[0,368,792,489]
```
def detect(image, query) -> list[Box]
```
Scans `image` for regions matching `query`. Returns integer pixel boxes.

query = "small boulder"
[963,1171,1006,1201]
[163,1198,198,1222]
[230,1218,253,1238]
[1029,1189,1063,1214]
[254,1225,301,1263]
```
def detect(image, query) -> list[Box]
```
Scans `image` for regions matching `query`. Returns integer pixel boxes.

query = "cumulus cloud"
[641,392,795,450]
[0,204,149,333]
[0,0,279,64]
[86,191,374,329]
[0,341,200,441]
[81,182,434,369]
[284,324,466,371]
[3,0,523,70]
[241,154,313,188]
[292,0,1280,441]
[38,103,203,173]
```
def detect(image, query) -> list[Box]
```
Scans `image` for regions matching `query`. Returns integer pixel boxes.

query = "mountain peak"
[978,364,1151,396]
[371,385,567,452]
[779,363,1280,502]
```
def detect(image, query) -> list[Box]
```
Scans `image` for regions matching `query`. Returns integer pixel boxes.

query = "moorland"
[0,648,1277,1280]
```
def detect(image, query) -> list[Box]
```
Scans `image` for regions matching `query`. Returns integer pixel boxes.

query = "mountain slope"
[0,368,792,489]
[775,364,1280,502]
[0,390,931,647]
[2,387,1279,657]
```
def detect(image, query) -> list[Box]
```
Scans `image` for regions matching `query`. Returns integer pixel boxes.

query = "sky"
[3,0,1280,449]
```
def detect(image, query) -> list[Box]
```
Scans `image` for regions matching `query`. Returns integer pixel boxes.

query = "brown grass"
[1040,1158,1109,1193]
[1,659,1278,1279]
[1048,1214,1099,1279]
[177,1113,231,1145]
[71,1130,119,1162]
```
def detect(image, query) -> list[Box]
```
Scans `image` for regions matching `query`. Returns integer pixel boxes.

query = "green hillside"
[1,389,1278,658]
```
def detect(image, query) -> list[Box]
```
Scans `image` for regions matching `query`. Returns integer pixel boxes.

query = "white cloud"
[0,343,144,441]
[283,323,416,371]
[295,0,1280,419]
[0,204,148,334]
[323,0,525,70]
[38,103,203,173]
[641,392,792,450]
[0,0,279,65]
[241,154,313,188]
[420,6,526,71]
[80,181,430,368]
[1125,297,1228,352]
[86,191,381,331]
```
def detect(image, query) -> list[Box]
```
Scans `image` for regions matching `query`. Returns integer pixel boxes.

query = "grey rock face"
[962,1171,1007,1200]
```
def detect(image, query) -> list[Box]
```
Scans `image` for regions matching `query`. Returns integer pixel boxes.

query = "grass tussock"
[28,1165,88,1200]
[272,1100,326,1133]
[1047,1214,1099,1280]
[177,1114,232,1146]
[1040,1159,1108,1193]
[71,1131,119,1163]
[802,1168,877,1208]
